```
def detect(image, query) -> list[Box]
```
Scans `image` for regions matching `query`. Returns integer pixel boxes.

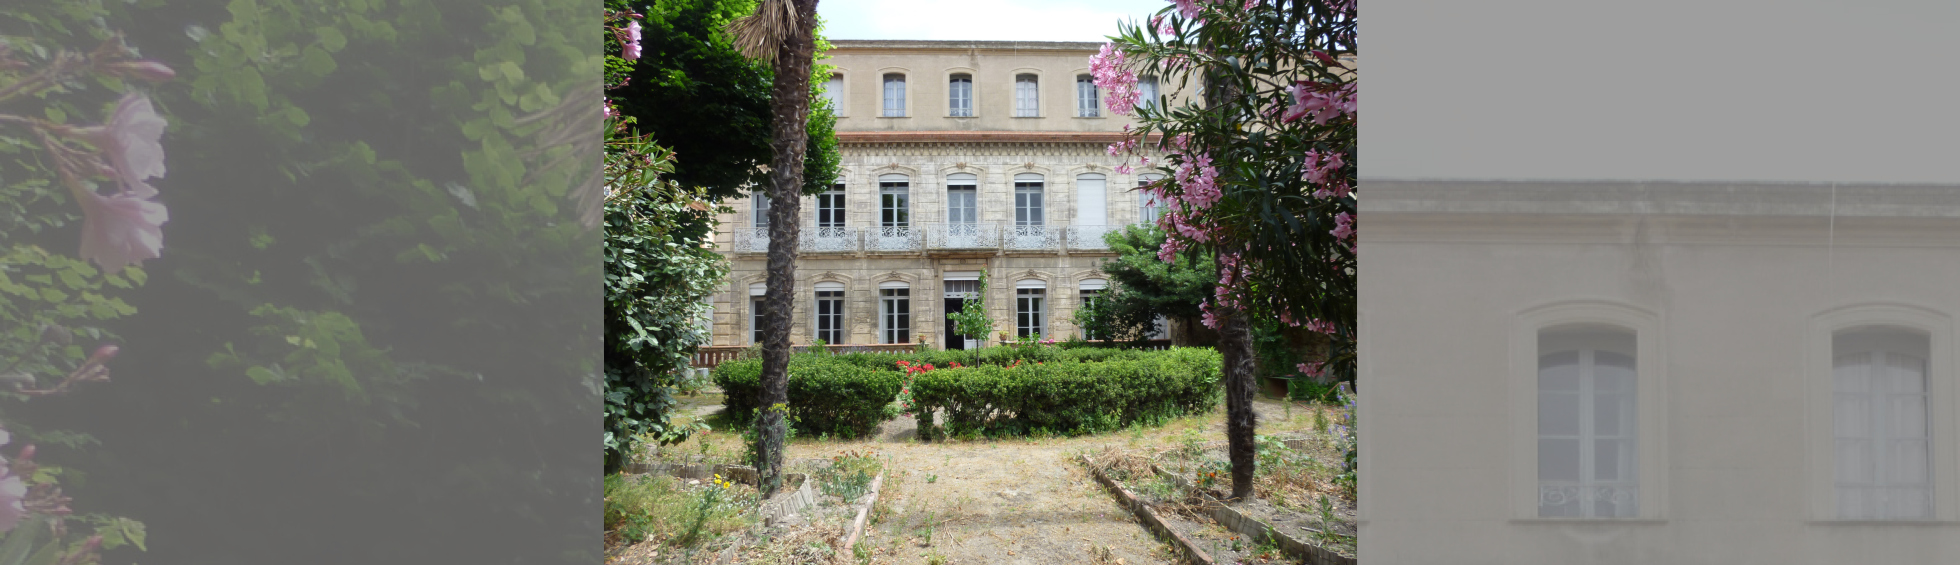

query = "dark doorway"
[944,298,967,350]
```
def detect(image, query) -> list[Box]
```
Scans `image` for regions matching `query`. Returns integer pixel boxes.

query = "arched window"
[813,281,846,345]
[1536,325,1639,518]
[948,73,973,117]
[1832,327,1933,520]
[1016,279,1047,338]
[878,281,912,344]
[1076,74,1100,117]
[1014,74,1039,117]
[882,73,906,117]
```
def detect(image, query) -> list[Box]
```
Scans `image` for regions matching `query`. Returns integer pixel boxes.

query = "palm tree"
[727,0,819,499]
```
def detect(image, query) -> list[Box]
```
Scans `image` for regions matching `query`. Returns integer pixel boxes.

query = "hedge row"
[711,346,1221,440]
[711,355,904,438]
[910,347,1222,439]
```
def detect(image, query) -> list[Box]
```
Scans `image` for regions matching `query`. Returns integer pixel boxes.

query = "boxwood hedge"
[711,346,1221,439]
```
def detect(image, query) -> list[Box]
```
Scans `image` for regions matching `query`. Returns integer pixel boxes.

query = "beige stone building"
[706,40,1194,348]
[1360,181,1960,564]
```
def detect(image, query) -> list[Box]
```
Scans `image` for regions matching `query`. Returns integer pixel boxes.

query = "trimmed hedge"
[712,346,1220,440]
[711,355,905,438]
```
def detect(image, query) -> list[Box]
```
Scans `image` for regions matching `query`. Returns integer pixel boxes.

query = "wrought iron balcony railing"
[731,222,1129,254]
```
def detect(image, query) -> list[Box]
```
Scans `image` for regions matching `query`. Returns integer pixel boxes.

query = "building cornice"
[837,131,1162,145]
[829,40,1103,53]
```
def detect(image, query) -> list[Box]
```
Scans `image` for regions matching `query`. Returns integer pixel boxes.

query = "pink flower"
[79,93,168,199]
[623,20,643,61]
[74,189,167,274]
[1174,0,1204,21]
[1282,81,1357,125]
[1331,211,1355,243]
[1090,44,1141,116]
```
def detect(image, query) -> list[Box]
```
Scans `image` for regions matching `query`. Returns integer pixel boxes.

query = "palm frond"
[726,0,798,64]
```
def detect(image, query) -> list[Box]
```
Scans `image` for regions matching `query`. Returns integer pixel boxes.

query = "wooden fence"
[689,339,1177,369]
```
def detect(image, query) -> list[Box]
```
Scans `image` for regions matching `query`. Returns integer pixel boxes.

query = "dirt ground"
[635,390,1335,565]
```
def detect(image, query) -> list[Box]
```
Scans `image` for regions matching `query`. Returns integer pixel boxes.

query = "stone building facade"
[706,40,1191,348]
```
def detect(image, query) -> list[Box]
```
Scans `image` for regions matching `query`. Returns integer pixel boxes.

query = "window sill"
[1807,519,1959,526]
[1074,115,1105,119]
[946,115,977,119]
[1011,115,1043,119]
[877,115,910,119]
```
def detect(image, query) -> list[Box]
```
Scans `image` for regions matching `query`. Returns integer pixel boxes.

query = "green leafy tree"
[611,0,840,201]
[947,270,998,347]
[1075,225,1215,344]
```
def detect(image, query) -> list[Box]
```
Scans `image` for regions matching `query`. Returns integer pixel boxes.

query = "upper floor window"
[1076,75,1100,117]
[752,191,770,228]
[1015,74,1039,117]
[882,73,906,117]
[1138,173,1166,224]
[817,184,845,229]
[1833,328,1934,520]
[879,174,910,228]
[946,173,977,224]
[1537,327,1639,519]
[949,74,974,117]
[1075,173,1107,227]
[1138,75,1159,110]
[823,73,844,113]
[1014,173,1044,226]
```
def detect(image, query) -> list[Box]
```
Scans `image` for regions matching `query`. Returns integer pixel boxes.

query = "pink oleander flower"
[1174,0,1203,20]
[77,92,168,199]
[623,20,643,61]
[1331,211,1355,243]
[1243,0,1260,10]
[1090,44,1141,116]
[1282,81,1357,125]
[74,188,167,274]
[1298,361,1324,377]
[1115,163,1133,175]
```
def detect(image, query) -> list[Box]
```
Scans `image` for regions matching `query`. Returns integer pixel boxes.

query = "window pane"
[1538,351,1580,391]
[1538,392,1580,436]
[1539,438,1581,482]
[1595,439,1622,481]
[1593,392,1623,436]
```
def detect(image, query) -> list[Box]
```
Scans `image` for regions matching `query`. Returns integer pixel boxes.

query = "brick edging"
[1150,463,1357,565]
[1080,454,1216,565]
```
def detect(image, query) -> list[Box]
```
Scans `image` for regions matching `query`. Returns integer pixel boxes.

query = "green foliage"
[1077,225,1216,343]
[946,270,997,344]
[604,139,728,470]
[906,348,1223,440]
[603,473,754,550]
[711,355,904,439]
[613,0,840,201]
[817,451,881,502]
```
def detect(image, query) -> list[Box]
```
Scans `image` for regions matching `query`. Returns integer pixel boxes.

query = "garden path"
[670,390,1309,565]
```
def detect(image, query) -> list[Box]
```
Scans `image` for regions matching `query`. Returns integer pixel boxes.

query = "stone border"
[1080,455,1216,565]
[1150,464,1356,565]
[839,471,889,552]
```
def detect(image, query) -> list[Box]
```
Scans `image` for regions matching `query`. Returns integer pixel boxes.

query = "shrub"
[711,355,904,438]
[909,347,1222,440]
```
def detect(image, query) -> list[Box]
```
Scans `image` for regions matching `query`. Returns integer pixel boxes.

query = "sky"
[816,0,1170,42]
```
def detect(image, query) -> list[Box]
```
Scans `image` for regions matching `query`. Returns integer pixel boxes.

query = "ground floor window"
[1017,284,1046,338]
[880,285,911,344]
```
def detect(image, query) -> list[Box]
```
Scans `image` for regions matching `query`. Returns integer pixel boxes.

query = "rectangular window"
[753,191,770,228]
[1079,289,1102,340]
[949,74,973,117]
[1538,346,1639,518]
[1076,75,1100,117]
[1017,288,1045,338]
[880,181,910,228]
[883,73,906,117]
[947,184,977,224]
[815,290,844,345]
[824,73,844,112]
[1015,180,1044,226]
[750,297,766,345]
[1015,74,1039,117]
[817,184,845,229]
[1834,333,1933,520]
[1138,76,1159,110]
[881,288,911,343]
[1138,174,1165,224]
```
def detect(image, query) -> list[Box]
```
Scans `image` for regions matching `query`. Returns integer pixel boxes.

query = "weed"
[1312,406,1330,435]
[925,473,938,484]
[819,450,883,502]
[925,552,948,565]
[603,473,756,551]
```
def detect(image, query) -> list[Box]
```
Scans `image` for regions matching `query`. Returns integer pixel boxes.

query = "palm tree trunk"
[754,0,819,501]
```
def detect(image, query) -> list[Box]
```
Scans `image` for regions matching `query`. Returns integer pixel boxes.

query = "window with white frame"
[1138,75,1159,110]
[949,73,973,117]
[1833,328,1934,520]
[879,282,911,344]
[1078,279,1107,340]
[1138,173,1165,224]
[1014,173,1044,226]
[1076,75,1100,117]
[748,283,767,344]
[880,174,910,229]
[1015,74,1039,117]
[752,190,770,228]
[813,282,845,345]
[1536,327,1639,519]
[817,184,845,229]
[882,73,906,117]
[1016,280,1046,338]
[946,173,977,224]
[823,73,844,113]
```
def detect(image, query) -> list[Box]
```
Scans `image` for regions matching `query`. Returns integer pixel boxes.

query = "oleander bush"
[712,345,1221,440]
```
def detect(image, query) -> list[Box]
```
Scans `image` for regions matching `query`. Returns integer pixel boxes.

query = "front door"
[944,298,967,350]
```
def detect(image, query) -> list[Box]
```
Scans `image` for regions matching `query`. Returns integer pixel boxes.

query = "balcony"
[730,223,1131,254]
